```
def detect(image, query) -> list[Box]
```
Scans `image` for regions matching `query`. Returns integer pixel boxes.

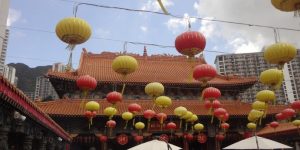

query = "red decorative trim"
[0,78,70,141]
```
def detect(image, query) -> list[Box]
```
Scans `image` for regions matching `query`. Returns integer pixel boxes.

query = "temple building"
[31,49,287,150]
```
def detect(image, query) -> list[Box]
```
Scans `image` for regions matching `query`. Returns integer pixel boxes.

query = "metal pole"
[254,132,260,150]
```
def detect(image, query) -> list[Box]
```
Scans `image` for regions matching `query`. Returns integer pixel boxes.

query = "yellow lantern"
[271,0,300,15]
[252,101,266,111]
[135,122,145,130]
[249,109,264,120]
[112,55,138,76]
[292,120,300,126]
[155,96,172,108]
[104,107,117,119]
[122,112,133,121]
[264,43,297,68]
[145,82,164,99]
[182,111,193,120]
[247,122,257,130]
[187,114,198,123]
[194,123,204,132]
[259,69,283,89]
[55,17,92,71]
[174,106,188,117]
[256,90,276,103]
[248,115,257,122]
[85,101,100,111]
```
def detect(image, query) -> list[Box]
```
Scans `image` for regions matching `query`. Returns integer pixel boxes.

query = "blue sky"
[6,0,300,68]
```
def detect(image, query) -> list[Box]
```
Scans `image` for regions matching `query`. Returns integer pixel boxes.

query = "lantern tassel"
[273,70,284,90]
[65,46,74,72]
[160,118,163,131]
[133,117,136,127]
[180,119,182,129]
[124,120,128,129]
[188,57,195,82]
[185,122,188,131]
[147,118,151,131]
[211,115,214,124]
[80,90,88,108]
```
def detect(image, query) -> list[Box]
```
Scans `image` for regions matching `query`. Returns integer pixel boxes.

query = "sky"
[5,0,300,68]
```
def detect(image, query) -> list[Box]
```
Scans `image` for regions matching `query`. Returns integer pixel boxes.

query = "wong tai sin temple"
[31,49,286,150]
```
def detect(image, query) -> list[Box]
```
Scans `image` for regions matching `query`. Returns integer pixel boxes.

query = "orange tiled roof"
[47,50,257,86]
[35,99,287,117]
[0,76,71,141]
[257,122,297,137]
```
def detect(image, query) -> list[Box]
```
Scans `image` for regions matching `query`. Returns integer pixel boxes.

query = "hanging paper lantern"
[184,133,194,142]
[214,108,227,118]
[106,91,122,105]
[85,101,100,111]
[155,96,172,108]
[84,111,93,118]
[247,122,257,130]
[215,134,225,141]
[212,100,221,109]
[99,135,108,143]
[166,122,177,131]
[269,121,279,129]
[112,55,138,76]
[156,113,167,130]
[56,17,91,46]
[282,108,296,118]
[117,134,128,145]
[76,75,97,91]
[220,113,230,122]
[194,123,204,132]
[106,120,116,128]
[204,100,212,109]
[193,64,217,85]
[159,134,169,142]
[275,113,287,121]
[271,0,300,13]
[291,100,300,111]
[135,122,145,130]
[187,114,198,123]
[128,103,142,114]
[103,107,117,119]
[202,87,221,100]
[264,42,297,68]
[145,82,164,99]
[248,109,264,120]
[143,109,156,119]
[292,120,300,126]
[197,133,207,143]
[134,136,143,143]
[122,112,133,129]
[252,101,266,111]
[175,31,206,58]
[256,90,276,103]
[182,111,193,120]
[259,69,283,89]
[221,123,230,130]
[174,106,188,118]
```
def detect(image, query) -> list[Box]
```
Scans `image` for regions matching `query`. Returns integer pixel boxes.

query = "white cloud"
[7,9,21,26]
[140,26,148,32]
[165,13,196,34]
[141,0,174,12]
[199,17,215,38]
[193,0,300,54]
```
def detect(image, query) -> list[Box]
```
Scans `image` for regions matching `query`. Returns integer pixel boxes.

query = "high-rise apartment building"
[0,0,10,74]
[52,62,66,72]
[34,76,59,100]
[3,65,17,85]
[215,50,300,104]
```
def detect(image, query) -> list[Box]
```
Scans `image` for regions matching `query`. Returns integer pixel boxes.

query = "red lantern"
[117,134,128,145]
[106,91,122,104]
[216,134,225,141]
[220,113,229,122]
[214,108,227,118]
[197,133,207,143]
[128,103,142,114]
[166,122,177,130]
[84,111,93,118]
[159,134,169,142]
[221,123,230,130]
[92,111,97,117]
[282,108,296,118]
[99,135,107,142]
[143,109,156,119]
[212,100,221,109]
[184,133,194,142]
[269,121,279,129]
[175,31,206,58]
[106,120,116,128]
[76,75,97,91]
[202,87,221,100]
[156,113,167,123]
[204,100,212,109]
[193,64,217,84]
[275,113,286,121]
[134,136,143,143]
[292,100,300,110]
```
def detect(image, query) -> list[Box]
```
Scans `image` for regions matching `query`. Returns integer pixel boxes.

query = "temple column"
[38,137,47,150]
[23,135,33,150]
[0,126,10,150]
